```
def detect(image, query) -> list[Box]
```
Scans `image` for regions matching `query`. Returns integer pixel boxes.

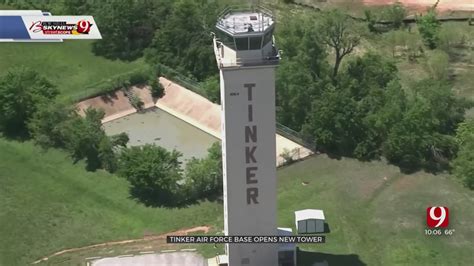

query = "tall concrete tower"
[213,6,280,266]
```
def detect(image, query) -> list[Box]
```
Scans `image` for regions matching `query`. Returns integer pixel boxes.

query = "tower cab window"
[263,29,273,46]
[235,37,249,50]
[249,37,262,50]
[235,36,263,51]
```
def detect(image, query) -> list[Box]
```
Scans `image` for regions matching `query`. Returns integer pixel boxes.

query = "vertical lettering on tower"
[244,83,259,205]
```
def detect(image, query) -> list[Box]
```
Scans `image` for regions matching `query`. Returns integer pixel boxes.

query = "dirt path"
[32,226,210,264]
[362,0,474,12]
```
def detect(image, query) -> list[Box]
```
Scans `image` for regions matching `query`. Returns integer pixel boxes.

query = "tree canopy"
[91,0,171,61]
[145,0,219,81]
[184,142,222,201]
[0,68,58,138]
[118,144,184,207]
[417,10,440,49]
[319,9,361,79]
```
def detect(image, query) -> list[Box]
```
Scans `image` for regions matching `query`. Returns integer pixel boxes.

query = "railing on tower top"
[217,5,274,21]
[216,5,274,35]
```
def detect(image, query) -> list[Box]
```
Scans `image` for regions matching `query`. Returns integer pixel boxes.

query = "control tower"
[213,6,280,266]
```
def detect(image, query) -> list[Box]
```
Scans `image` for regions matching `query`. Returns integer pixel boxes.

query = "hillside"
[0,139,222,265]
[0,41,145,102]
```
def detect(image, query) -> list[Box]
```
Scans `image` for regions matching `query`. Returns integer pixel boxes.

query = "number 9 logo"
[426,206,449,228]
[77,20,92,34]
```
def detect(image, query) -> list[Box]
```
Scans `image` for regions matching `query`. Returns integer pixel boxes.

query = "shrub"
[183,142,222,201]
[201,75,220,103]
[129,93,144,110]
[453,121,474,189]
[129,71,149,85]
[280,148,295,165]
[417,10,440,49]
[385,2,407,29]
[118,144,184,207]
[0,67,59,138]
[150,78,165,98]
[425,50,450,81]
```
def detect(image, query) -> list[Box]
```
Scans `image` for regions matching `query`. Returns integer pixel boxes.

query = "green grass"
[0,139,222,265]
[0,41,145,101]
[3,138,472,265]
[277,156,474,266]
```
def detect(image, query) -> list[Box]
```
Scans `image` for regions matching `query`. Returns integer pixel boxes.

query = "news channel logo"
[425,206,455,236]
[29,20,94,35]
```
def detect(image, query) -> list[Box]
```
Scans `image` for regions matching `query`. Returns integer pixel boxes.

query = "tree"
[359,80,407,159]
[150,78,165,98]
[145,0,218,81]
[31,103,129,172]
[453,120,474,189]
[276,60,319,131]
[110,132,129,148]
[385,2,407,29]
[61,108,104,170]
[0,67,58,138]
[417,10,440,49]
[28,102,75,149]
[118,144,184,206]
[2,0,63,14]
[341,53,397,100]
[275,13,329,131]
[414,79,469,135]
[364,9,378,33]
[302,53,399,159]
[61,108,122,171]
[381,79,466,172]
[340,54,398,159]
[382,98,436,170]
[92,0,170,61]
[201,75,220,104]
[319,9,360,79]
[184,142,222,201]
[98,136,118,172]
[60,0,91,15]
[302,86,363,156]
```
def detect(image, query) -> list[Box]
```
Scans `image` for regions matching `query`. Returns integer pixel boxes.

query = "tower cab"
[213,6,280,68]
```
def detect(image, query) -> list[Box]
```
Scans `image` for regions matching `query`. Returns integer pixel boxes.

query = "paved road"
[92,252,207,266]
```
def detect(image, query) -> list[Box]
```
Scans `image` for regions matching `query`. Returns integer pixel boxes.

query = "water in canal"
[103,108,219,163]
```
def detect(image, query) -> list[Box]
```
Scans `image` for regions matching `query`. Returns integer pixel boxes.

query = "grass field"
[0,139,222,265]
[0,41,145,101]
[278,156,474,266]
[3,137,472,265]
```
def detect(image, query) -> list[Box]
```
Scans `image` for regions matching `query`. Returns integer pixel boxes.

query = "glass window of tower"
[263,29,273,46]
[217,31,235,49]
[235,37,249,50]
[249,36,262,50]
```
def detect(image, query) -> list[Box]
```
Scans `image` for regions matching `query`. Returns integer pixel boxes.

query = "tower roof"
[216,6,274,36]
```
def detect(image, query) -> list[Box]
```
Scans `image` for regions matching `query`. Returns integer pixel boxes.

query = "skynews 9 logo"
[425,206,455,236]
[29,20,93,35]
